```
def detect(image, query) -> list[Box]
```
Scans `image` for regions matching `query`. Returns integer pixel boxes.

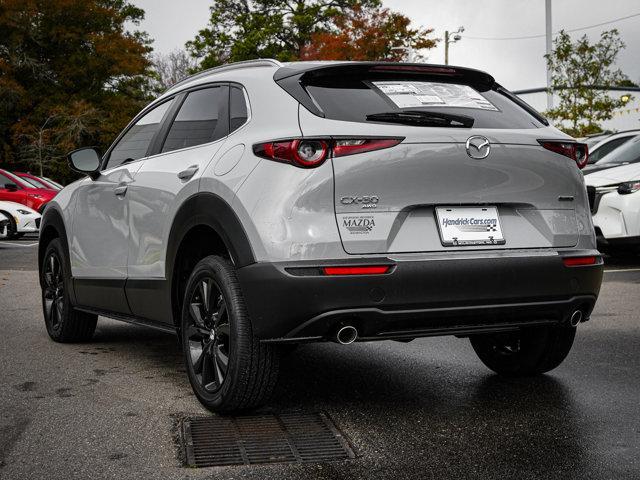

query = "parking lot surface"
[1,236,639,479]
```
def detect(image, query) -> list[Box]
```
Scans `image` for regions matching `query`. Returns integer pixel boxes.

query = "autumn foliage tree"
[188,0,437,67]
[301,4,437,61]
[0,0,153,181]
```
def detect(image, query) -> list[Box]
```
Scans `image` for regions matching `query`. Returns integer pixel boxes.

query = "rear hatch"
[277,63,581,254]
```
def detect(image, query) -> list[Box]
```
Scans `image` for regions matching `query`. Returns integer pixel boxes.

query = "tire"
[1,213,21,240]
[180,255,279,413]
[41,238,97,342]
[470,325,576,376]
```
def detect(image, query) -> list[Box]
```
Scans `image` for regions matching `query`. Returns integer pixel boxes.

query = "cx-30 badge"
[466,135,491,159]
[340,195,379,209]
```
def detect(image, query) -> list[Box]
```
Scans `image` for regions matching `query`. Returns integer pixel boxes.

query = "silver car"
[38,60,603,412]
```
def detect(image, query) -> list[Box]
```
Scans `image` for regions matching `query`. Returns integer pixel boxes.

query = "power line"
[465,12,640,41]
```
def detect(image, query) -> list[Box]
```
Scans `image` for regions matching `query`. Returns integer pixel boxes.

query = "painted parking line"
[604,268,640,273]
[0,242,38,247]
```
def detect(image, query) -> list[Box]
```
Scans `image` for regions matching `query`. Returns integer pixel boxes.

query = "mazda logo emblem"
[465,136,491,159]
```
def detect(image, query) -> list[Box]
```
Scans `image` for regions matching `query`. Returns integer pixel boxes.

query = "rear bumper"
[236,251,603,342]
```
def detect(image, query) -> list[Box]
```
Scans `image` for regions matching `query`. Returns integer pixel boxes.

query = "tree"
[150,49,198,92]
[18,102,101,177]
[545,29,635,136]
[0,0,153,181]
[301,4,437,61]
[187,0,435,68]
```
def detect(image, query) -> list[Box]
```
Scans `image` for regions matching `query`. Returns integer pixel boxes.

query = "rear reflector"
[563,256,597,267]
[322,266,391,275]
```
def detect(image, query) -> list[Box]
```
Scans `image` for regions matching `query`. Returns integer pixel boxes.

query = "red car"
[15,171,61,191]
[0,169,57,212]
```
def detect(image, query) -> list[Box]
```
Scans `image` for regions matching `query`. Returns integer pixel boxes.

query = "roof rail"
[164,58,283,94]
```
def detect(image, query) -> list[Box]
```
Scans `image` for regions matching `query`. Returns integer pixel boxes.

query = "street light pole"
[444,27,464,65]
[444,30,450,65]
[545,0,553,110]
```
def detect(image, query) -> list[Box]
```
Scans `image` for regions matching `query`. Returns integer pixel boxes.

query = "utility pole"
[444,27,464,65]
[545,0,553,110]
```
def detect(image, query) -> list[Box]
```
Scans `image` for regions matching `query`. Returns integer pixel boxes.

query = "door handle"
[114,184,128,197]
[178,165,199,181]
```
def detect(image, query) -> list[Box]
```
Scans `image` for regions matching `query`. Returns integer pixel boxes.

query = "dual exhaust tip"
[334,311,583,343]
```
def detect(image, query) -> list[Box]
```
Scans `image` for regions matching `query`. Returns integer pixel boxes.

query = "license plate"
[435,206,505,246]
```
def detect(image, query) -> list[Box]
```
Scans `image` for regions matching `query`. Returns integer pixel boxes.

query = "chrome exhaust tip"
[569,310,583,327]
[335,325,358,345]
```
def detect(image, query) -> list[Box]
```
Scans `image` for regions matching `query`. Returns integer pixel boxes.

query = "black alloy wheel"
[43,250,65,333]
[185,276,231,393]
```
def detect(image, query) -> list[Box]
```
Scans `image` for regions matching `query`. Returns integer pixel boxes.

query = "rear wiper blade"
[366,110,474,128]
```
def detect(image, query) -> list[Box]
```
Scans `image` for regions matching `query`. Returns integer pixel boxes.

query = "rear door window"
[303,75,546,129]
[162,87,227,153]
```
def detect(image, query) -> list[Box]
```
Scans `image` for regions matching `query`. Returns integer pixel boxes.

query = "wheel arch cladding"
[167,192,256,326]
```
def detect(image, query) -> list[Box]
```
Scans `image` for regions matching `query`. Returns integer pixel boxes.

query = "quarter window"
[230,86,248,133]
[162,87,226,153]
[106,99,174,169]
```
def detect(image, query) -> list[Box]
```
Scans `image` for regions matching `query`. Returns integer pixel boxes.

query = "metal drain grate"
[181,412,355,467]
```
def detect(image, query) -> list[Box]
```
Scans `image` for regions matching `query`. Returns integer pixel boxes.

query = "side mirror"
[4,183,18,191]
[68,147,102,180]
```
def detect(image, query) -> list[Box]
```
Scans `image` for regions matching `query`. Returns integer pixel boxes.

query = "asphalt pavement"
[1,235,639,479]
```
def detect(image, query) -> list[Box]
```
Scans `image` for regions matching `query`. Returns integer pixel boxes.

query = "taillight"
[333,138,403,157]
[563,256,597,267]
[538,140,589,169]
[253,139,329,168]
[322,265,391,275]
[253,137,403,168]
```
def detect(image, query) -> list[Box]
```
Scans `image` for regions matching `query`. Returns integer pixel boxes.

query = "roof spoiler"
[274,62,495,87]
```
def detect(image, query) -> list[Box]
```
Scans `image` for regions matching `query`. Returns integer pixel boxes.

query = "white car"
[0,201,41,239]
[587,130,640,165]
[585,162,640,253]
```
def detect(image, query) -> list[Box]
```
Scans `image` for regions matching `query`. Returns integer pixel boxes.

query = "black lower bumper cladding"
[237,252,603,343]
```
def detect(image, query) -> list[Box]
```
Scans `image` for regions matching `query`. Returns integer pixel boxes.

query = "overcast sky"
[132,0,640,129]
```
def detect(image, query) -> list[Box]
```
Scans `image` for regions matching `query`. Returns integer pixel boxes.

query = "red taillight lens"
[333,138,402,157]
[322,266,391,275]
[253,137,402,168]
[539,140,589,169]
[563,256,597,267]
[255,139,329,168]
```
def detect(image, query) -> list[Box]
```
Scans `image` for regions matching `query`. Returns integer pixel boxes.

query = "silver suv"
[39,60,603,412]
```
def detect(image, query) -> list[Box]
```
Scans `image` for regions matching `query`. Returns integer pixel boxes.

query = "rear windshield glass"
[303,76,545,129]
